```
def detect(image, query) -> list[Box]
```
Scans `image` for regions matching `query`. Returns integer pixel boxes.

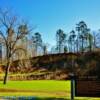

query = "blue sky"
[0,0,100,47]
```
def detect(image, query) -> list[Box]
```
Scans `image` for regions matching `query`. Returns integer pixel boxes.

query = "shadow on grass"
[36,97,92,100]
[0,97,68,100]
[0,96,94,100]
[36,97,99,100]
[36,97,68,100]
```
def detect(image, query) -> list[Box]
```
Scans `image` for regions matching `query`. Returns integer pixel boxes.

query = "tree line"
[19,21,100,56]
[0,8,100,84]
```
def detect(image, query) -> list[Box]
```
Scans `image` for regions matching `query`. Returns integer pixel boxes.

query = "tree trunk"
[76,39,79,53]
[82,39,84,53]
[89,40,92,52]
[3,62,10,84]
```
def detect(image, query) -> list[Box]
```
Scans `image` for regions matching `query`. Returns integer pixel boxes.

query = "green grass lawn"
[0,80,70,99]
[0,80,100,100]
[0,80,70,92]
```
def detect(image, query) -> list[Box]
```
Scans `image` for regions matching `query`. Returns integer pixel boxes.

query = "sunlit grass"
[0,80,70,92]
[0,80,100,99]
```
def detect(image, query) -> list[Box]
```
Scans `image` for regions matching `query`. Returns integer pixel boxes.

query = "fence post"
[69,73,75,100]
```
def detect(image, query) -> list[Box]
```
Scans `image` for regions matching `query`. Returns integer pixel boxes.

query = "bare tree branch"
[0,31,7,46]
[11,47,27,57]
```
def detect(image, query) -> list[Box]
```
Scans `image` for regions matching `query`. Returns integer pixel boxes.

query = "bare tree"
[76,21,91,53]
[56,29,66,53]
[32,32,43,56]
[68,30,76,52]
[0,8,32,84]
[42,43,49,55]
[92,30,100,49]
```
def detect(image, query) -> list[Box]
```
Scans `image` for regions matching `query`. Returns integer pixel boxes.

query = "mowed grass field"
[0,80,100,100]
